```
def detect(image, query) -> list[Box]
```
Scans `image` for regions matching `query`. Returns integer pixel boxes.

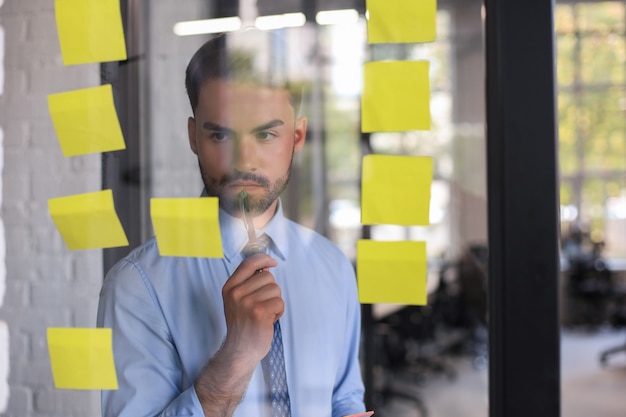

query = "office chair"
[426,246,489,356]
[566,245,613,326]
[371,309,432,417]
[599,287,626,365]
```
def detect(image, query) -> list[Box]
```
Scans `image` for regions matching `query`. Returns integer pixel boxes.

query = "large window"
[556,1,626,258]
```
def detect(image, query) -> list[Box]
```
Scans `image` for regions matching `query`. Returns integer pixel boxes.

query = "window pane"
[560,181,579,226]
[558,92,579,175]
[561,181,572,205]
[556,33,577,86]
[576,2,625,33]
[580,33,625,84]
[578,179,626,258]
[555,4,575,33]
[582,178,606,242]
[604,180,626,257]
[580,88,626,171]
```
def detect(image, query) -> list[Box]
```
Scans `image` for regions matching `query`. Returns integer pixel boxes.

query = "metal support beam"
[485,0,561,416]
[102,0,149,274]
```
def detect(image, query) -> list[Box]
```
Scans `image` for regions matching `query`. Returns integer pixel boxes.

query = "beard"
[198,161,292,218]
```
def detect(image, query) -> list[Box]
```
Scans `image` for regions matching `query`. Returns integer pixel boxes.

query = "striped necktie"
[242,234,292,417]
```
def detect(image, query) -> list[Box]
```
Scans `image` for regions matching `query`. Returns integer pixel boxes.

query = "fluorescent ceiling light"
[173,17,242,36]
[315,9,359,25]
[255,13,306,31]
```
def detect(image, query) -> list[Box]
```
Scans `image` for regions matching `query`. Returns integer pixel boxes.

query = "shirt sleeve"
[331,258,367,417]
[96,258,206,417]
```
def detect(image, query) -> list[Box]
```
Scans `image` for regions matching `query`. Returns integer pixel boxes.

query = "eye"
[256,131,277,141]
[209,131,229,142]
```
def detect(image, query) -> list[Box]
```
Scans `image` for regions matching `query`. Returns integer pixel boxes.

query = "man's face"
[187,79,307,217]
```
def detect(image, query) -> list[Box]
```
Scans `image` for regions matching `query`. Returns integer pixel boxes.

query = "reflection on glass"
[144,3,491,417]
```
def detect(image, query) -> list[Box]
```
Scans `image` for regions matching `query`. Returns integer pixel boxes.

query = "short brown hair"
[184,33,302,115]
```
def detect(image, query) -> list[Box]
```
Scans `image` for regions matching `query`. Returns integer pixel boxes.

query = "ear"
[188,116,198,155]
[293,116,307,154]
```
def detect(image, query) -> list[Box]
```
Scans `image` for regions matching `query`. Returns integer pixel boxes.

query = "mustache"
[220,171,270,188]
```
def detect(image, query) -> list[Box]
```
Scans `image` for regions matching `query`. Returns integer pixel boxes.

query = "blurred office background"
[0,0,625,416]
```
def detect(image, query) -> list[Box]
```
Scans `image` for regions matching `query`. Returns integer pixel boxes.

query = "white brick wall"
[0,188,6,415]
[0,1,220,414]
[0,0,102,415]
[0,0,9,412]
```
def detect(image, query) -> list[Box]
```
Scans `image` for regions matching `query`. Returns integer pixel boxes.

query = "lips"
[228,181,262,188]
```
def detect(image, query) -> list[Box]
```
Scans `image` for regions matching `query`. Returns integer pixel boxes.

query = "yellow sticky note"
[366,0,436,43]
[55,0,127,65]
[357,240,427,305]
[47,328,118,390]
[361,61,431,133]
[361,155,433,226]
[151,198,224,258]
[49,190,129,250]
[48,85,126,157]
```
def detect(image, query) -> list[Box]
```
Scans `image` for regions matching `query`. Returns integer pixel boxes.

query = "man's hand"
[194,253,282,417]
[221,253,282,364]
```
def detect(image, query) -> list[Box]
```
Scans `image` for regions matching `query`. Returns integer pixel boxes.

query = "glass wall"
[142,1,489,416]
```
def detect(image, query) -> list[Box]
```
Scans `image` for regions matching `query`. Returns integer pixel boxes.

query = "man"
[97,32,366,417]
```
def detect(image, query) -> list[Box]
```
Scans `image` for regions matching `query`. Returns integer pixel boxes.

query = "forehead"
[197,79,293,119]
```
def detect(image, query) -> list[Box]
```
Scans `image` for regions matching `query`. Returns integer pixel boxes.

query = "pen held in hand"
[239,190,256,245]
[239,190,267,273]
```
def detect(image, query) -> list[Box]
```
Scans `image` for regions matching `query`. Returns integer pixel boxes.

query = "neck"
[251,199,279,230]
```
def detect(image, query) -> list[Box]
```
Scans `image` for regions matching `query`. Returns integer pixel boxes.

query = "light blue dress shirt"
[97,201,365,417]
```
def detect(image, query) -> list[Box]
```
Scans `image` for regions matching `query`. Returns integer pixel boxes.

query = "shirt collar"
[216,196,289,263]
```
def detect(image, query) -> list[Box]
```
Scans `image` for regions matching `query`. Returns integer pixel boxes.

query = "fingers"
[220,254,284,360]
[222,278,284,337]
[226,268,278,299]
[243,287,285,322]
[225,272,283,313]
[223,253,284,321]
[228,253,278,286]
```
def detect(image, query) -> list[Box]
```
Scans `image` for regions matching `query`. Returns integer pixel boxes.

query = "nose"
[232,136,258,172]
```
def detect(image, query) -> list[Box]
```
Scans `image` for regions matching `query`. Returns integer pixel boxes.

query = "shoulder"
[102,237,213,296]
[102,237,165,292]
[106,237,159,275]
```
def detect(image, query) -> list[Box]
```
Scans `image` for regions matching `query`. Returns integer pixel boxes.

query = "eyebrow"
[250,119,285,134]
[201,119,285,135]
[202,121,235,135]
